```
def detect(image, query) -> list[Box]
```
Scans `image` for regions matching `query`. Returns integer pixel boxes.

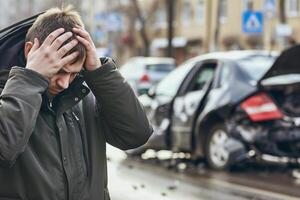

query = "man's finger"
[76,35,93,51]
[30,38,40,53]
[61,51,79,66]
[72,28,93,44]
[42,28,65,47]
[50,32,73,50]
[57,39,78,58]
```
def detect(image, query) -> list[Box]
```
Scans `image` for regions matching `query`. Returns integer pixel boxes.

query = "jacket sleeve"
[0,67,48,167]
[84,58,153,150]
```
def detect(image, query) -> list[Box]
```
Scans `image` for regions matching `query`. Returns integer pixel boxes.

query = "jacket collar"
[41,74,90,115]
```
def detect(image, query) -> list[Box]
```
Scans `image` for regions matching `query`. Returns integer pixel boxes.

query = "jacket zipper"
[72,111,89,177]
[72,112,79,120]
[47,100,56,115]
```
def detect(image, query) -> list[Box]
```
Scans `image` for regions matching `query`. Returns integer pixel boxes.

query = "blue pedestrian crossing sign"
[242,11,264,34]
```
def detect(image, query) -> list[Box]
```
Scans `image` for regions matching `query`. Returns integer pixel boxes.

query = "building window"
[195,0,205,24]
[286,0,299,17]
[219,0,228,23]
[182,1,192,26]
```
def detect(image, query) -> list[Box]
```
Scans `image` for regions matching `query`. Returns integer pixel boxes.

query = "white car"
[120,57,176,95]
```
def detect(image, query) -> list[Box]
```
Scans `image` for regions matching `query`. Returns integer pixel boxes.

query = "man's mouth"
[49,88,63,95]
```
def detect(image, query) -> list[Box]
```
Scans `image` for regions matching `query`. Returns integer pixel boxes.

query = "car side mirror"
[147,86,156,98]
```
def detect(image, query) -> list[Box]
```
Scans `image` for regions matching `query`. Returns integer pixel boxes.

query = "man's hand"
[72,26,101,71]
[26,28,80,79]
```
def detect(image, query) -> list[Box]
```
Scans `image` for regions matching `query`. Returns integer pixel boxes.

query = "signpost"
[262,0,276,50]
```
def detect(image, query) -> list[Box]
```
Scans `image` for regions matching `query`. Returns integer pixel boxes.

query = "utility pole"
[166,0,175,58]
[278,0,288,49]
[213,0,222,51]
[279,0,287,23]
[205,0,213,53]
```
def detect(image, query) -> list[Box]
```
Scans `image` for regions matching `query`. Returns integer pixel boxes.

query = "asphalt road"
[106,145,300,200]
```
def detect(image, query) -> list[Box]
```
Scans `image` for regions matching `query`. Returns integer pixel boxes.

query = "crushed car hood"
[259,45,300,83]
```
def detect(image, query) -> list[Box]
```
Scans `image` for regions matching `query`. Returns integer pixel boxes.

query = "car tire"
[205,123,230,170]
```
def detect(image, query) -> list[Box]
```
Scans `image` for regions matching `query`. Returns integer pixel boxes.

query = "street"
[107,145,300,200]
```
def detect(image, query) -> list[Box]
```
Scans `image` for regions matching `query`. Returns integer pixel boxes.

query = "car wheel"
[206,123,230,170]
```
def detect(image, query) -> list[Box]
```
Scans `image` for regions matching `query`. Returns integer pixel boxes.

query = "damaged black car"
[134,48,300,170]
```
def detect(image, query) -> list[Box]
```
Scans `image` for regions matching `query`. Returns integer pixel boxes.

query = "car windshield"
[155,60,195,97]
[237,56,276,80]
[146,64,175,72]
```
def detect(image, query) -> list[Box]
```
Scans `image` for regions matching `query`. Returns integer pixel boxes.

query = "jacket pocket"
[104,188,110,200]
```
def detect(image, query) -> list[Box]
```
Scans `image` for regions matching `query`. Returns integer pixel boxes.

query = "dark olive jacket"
[0,57,153,200]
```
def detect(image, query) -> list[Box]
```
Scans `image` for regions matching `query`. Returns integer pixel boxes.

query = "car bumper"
[136,82,152,95]
[227,119,300,166]
[224,137,300,167]
[258,154,300,167]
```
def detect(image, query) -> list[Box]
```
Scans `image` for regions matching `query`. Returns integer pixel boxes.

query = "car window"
[155,60,195,97]
[146,64,175,72]
[219,63,231,87]
[187,63,217,92]
[237,56,275,80]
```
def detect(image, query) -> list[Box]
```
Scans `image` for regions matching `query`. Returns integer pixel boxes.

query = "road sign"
[276,24,292,37]
[263,0,276,12]
[263,0,276,17]
[242,11,264,34]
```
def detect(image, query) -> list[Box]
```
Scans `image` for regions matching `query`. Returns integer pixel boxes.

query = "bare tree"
[100,0,159,56]
[132,0,150,56]
[166,0,175,57]
[132,0,160,56]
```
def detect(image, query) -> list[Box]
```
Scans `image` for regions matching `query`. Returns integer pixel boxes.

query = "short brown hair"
[26,5,86,61]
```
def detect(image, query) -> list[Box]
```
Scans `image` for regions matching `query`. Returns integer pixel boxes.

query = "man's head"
[24,6,86,97]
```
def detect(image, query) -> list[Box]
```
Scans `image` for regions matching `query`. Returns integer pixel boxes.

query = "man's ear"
[24,41,34,59]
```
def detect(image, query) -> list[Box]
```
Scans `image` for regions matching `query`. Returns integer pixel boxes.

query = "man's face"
[47,58,85,97]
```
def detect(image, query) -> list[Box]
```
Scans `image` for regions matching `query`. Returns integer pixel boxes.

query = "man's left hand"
[73,26,101,71]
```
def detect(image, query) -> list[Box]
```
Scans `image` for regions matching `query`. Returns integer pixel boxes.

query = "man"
[0,6,152,200]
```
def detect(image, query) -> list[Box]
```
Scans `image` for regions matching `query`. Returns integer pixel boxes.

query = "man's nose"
[57,75,70,90]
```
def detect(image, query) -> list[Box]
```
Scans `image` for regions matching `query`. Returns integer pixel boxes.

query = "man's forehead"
[63,59,84,73]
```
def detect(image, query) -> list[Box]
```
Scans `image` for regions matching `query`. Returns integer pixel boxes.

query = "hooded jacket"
[0,56,153,200]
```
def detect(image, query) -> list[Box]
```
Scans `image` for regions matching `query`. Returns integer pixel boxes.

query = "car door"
[171,61,218,152]
[141,60,195,150]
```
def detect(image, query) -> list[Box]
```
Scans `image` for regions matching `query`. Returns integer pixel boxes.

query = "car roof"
[186,50,278,64]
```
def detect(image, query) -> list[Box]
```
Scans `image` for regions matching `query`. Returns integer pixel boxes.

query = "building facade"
[129,0,300,63]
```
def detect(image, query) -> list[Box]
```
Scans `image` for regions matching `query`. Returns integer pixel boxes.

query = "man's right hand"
[25,28,79,79]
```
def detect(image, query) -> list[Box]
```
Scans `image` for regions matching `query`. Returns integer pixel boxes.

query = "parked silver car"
[120,57,176,95]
